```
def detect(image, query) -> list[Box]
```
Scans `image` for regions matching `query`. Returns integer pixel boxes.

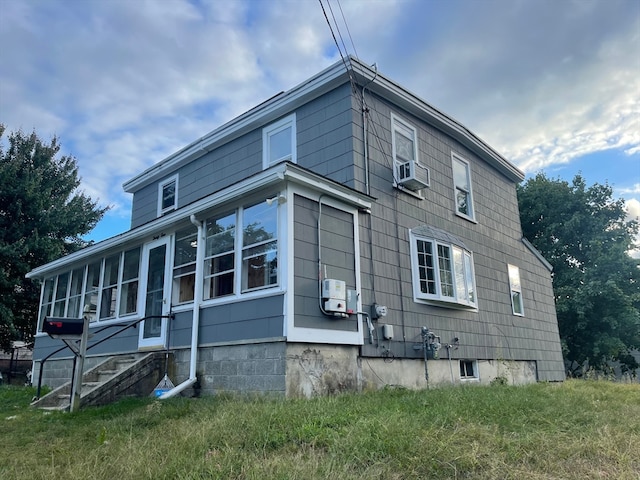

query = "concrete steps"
[31,352,169,411]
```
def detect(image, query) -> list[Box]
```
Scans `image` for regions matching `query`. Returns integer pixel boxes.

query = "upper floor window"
[508,264,524,316]
[262,113,296,169]
[392,114,418,166]
[452,154,474,220]
[409,226,477,309]
[158,175,178,216]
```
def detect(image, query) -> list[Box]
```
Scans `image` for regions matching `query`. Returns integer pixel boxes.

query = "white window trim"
[451,153,475,221]
[460,359,479,381]
[391,113,420,181]
[262,113,296,170]
[158,174,179,217]
[409,229,478,310]
[200,196,282,305]
[508,264,524,316]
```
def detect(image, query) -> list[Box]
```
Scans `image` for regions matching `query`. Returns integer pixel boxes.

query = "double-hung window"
[202,198,279,300]
[508,264,524,316]
[392,115,418,174]
[452,154,474,220]
[100,254,120,319]
[242,201,278,291]
[37,249,142,331]
[410,227,477,309]
[204,213,236,300]
[262,113,296,169]
[119,248,140,315]
[172,227,198,304]
[158,175,178,216]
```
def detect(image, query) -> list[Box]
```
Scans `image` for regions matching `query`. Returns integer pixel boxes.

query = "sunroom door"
[138,237,172,349]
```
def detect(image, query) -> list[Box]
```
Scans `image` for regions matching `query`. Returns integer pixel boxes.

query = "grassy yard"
[1,380,638,479]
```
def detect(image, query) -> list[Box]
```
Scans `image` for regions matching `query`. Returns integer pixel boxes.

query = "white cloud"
[1,0,638,242]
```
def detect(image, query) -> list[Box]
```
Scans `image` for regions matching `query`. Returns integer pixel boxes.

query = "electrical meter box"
[322,279,347,314]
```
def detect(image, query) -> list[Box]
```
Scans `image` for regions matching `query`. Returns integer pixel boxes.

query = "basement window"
[460,360,478,380]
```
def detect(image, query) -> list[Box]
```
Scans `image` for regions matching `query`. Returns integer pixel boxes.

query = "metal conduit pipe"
[159,214,204,399]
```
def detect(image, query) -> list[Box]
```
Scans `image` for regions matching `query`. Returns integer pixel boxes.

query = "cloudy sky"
[1,0,639,248]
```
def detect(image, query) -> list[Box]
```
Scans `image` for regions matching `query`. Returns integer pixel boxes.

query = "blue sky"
[1,0,639,253]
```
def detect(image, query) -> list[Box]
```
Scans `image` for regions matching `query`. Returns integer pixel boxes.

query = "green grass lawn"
[1,380,638,479]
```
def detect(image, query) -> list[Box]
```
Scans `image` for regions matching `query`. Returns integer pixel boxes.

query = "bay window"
[410,227,477,309]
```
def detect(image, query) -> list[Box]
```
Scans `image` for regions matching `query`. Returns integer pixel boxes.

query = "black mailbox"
[43,317,85,336]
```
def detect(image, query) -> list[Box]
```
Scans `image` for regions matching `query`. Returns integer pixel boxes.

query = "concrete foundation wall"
[172,341,288,397]
[34,342,539,399]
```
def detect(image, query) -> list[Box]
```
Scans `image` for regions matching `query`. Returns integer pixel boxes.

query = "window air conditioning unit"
[397,161,429,191]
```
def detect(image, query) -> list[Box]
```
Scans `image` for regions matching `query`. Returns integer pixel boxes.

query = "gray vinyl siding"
[357,92,565,381]
[32,324,139,362]
[293,194,357,332]
[296,83,359,188]
[130,82,358,229]
[193,295,285,345]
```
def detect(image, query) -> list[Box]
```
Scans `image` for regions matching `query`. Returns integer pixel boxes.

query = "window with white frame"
[83,261,101,321]
[37,249,142,331]
[242,200,278,291]
[67,267,85,318]
[460,360,478,380]
[204,212,236,300]
[172,227,197,304]
[410,227,477,309]
[508,264,524,316]
[158,175,178,216]
[100,253,120,319]
[452,154,474,220]
[391,114,418,175]
[262,113,296,169]
[52,272,69,317]
[119,248,140,315]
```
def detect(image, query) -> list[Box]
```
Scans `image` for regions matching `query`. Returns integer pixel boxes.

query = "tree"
[0,125,108,351]
[517,173,640,376]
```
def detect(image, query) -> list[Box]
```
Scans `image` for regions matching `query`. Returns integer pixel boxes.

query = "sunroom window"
[173,227,198,304]
[204,212,236,300]
[242,200,278,291]
[410,226,477,309]
[37,249,141,331]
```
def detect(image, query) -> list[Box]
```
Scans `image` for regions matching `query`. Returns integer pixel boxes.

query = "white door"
[138,237,171,349]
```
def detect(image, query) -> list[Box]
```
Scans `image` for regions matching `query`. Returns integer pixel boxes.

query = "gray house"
[28,57,565,399]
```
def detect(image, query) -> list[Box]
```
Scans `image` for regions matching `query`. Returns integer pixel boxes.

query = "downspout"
[159,214,204,399]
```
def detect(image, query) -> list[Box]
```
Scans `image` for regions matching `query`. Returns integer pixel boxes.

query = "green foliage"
[517,173,640,375]
[0,125,108,351]
[1,382,639,479]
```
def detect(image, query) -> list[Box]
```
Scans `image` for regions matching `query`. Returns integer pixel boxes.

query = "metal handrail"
[33,314,174,401]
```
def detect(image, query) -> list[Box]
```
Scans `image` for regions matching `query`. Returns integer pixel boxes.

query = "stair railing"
[33,314,175,403]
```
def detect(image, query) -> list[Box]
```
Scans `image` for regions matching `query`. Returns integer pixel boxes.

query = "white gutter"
[159,214,204,399]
